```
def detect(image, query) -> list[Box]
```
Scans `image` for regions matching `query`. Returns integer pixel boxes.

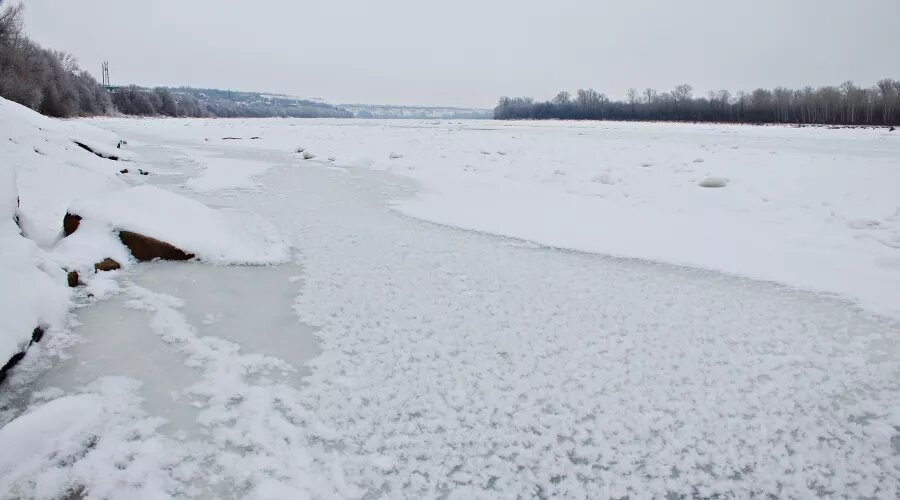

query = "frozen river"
[1,119,899,499]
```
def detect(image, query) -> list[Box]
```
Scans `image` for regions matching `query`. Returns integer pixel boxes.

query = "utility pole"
[101,61,110,91]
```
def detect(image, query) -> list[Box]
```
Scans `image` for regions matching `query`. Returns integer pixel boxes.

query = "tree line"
[0,1,112,117]
[0,2,350,119]
[494,80,900,126]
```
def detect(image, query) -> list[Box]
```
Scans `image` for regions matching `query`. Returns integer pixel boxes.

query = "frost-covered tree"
[0,1,111,117]
[494,79,900,125]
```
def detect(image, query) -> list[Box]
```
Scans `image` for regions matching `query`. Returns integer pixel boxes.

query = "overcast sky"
[20,0,900,108]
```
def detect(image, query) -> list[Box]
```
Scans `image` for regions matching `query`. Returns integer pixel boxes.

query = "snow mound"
[698,177,728,188]
[69,185,290,264]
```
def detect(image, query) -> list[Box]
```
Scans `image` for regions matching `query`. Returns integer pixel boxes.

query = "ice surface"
[183,151,272,193]
[88,117,900,318]
[2,115,899,498]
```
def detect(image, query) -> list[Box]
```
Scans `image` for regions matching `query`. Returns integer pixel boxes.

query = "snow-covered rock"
[68,185,289,265]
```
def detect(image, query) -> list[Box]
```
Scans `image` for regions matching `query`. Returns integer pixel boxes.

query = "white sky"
[19,0,900,108]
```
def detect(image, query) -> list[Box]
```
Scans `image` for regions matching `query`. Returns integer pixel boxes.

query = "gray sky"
[20,0,900,108]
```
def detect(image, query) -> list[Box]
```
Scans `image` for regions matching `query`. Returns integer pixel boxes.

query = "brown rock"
[67,270,80,287]
[63,212,81,236]
[118,230,194,262]
[94,258,121,272]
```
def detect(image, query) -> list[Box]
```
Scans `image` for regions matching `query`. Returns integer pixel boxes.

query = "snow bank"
[70,185,290,264]
[0,164,68,367]
[1,98,127,247]
[0,97,136,369]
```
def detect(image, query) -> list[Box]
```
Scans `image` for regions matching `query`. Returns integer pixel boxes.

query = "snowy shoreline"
[1,97,289,387]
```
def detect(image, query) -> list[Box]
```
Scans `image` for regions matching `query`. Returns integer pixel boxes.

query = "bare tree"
[877,78,896,124]
[553,91,571,106]
[626,88,638,115]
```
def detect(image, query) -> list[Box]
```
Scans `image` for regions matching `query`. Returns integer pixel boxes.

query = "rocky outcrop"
[67,270,80,287]
[62,212,193,262]
[118,230,194,262]
[63,213,81,236]
[93,258,121,272]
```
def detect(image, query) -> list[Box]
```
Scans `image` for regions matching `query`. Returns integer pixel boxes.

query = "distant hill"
[339,104,492,119]
[111,88,492,120]
[111,86,353,118]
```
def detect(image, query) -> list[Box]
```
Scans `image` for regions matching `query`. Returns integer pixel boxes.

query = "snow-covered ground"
[81,117,900,318]
[1,110,899,499]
